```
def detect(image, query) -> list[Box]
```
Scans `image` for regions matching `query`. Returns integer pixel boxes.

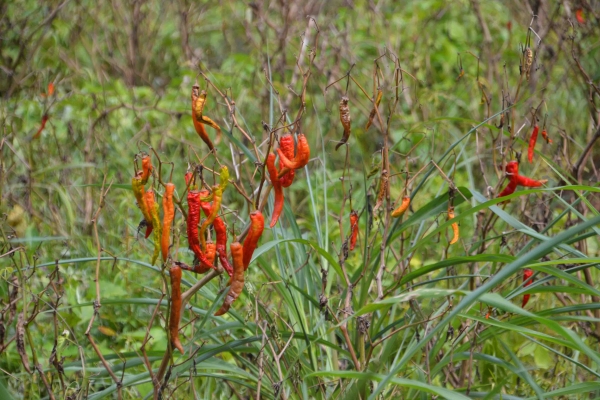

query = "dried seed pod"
[277,134,310,178]
[336,96,352,150]
[17,312,32,374]
[524,47,533,79]
[365,90,383,130]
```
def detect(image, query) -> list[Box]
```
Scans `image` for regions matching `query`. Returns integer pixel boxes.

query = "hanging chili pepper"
[191,85,215,151]
[541,129,552,144]
[576,8,585,24]
[349,210,359,251]
[391,196,410,218]
[194,242,217,274]
[522,268,534,307]
[47,82,55,96]
[214,241,244,316]
[161,183,175,262]
[199,185,223,252]
[199,190,233,277]
[524,47,533,80]
[372,169,389,214]
[278,134,296,187]
[169,265,184,354]
[141,155,153,185]
[527,125,539,163]
[448,206,459,245]
[243,210,265,270]
[32,114,49,140]
[132,172,153,238]
[498,180,518,198]
[336,96,352,150]
[277,133,310,178]
[187,190,214,270]
[146,189,162,265]
[267,153,284,228]
[219,166,229,191]
[365,89,383,130]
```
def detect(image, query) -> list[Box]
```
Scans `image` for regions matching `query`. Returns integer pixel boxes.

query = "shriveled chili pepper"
[278,134,296,187]
[146,189,162,265]
[161,183,175,262]
[522,268,534,308]
[199,185,223,252]
[448,206,459,245]
[141,155,153,185]
[527,125,539,163]
[132,172,153,238]
[541,129,552,144]
[194,242,216,274]
[391,196,410,218]
[214,241,244,316]
[199,194,233,277]
[372,169,389,214]
[32,114,49,140]
[365,89,383,130]
[187,190,214,270]
[349,210,359,251]
[243,210,265,270]
[169,265,185,354]
[524,47,533,80]
[277,133,310,178]
[336,96,352,150]
[267,153,284,228]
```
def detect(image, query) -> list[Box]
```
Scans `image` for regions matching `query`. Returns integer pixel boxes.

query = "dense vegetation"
[1,1,600,399]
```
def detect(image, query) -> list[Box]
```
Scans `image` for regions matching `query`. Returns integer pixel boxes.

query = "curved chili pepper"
[540,129,552,144]
[187,190,214,270]
[169,265,184,354]
[214,241,244,316]
[448,206,459,245]
[514,175,546,187]
[278,134,296,187]
[191,85,215,151]
[199,185,223,252]
[391,196,410,218]
[498,180,518,198]
[576,8,584,24]
[365,90,383,130]
[267,153,284,228]
[372,169,389,214]
[194,242,216,274]
[199,191,233,277]
[276,134,310,178]
[336,96,352,150]
[161,183,175,262]
[243,210,265,270]
[184,171,194,187]
[33,114,49,140]
[141,155,153,185]
[527,125,539,163]
[522,268,534,307]
[132,172,153,238]
[505,161,519,181]
[146,189,162,265]
[349,210,359,251]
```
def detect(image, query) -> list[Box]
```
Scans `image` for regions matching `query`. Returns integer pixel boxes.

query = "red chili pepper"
[505,161,519,181]
[349,210,359,251]
[243,210,265,270]
[278,134,296,187]
[277,134,310,178]
[199,190,233,277]
[169,265,184,354]
[522,268,534,308]
[541,129,552,144]
[214,241,244,316]
[267,153,284,228]
[527,125,539,163]
[498,180,518,198]
[132,172,153,237]
[187,190,214,270]
[32,114,49,140]
[576,8,584,24]
[184,171,194,187]
[194,242,217,274]
[146,189,162,265]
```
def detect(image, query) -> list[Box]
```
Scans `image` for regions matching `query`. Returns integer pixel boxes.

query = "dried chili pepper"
[372,169,389,214]
[169,265,184,354]
[161,182,175,262]
[146,189,162,265]
[243,210,265,270]
[199,185,223,252]
[541,129,552,144]
[522,268,534,308]
[278,134,296,187]
[267,153,284,228]
[199,193,233,277]
[132,172,153,238]
[277,133,310,178]
[16,312,32,374]
[448,206,459,245]
[336,96,352,150]
[527,125,539,163]
[32,114,49,140]
[514,174,546,187]
[524,47,533,80]
[187,190,214,270]
[391,196,410,218]
[349,210,359,251]
[365,90,383,130]
[141,155,153,185]
[214,241,244,316]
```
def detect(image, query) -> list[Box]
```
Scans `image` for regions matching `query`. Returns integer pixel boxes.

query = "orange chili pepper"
[349,210,359,251]
[391,196,410,218]
[141,155,153,185]
[169,265,184,354]
[161,183,175,262]
[146,189,162,265]
[448,206,459,245]
[267,153,284,228]
[278,134,296,187]
[527,125,538,163]
[242,210,264,270]
[32,114,49,140]
[215,242,244,316]
[277,134,310,178]
[132,172,153,238]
